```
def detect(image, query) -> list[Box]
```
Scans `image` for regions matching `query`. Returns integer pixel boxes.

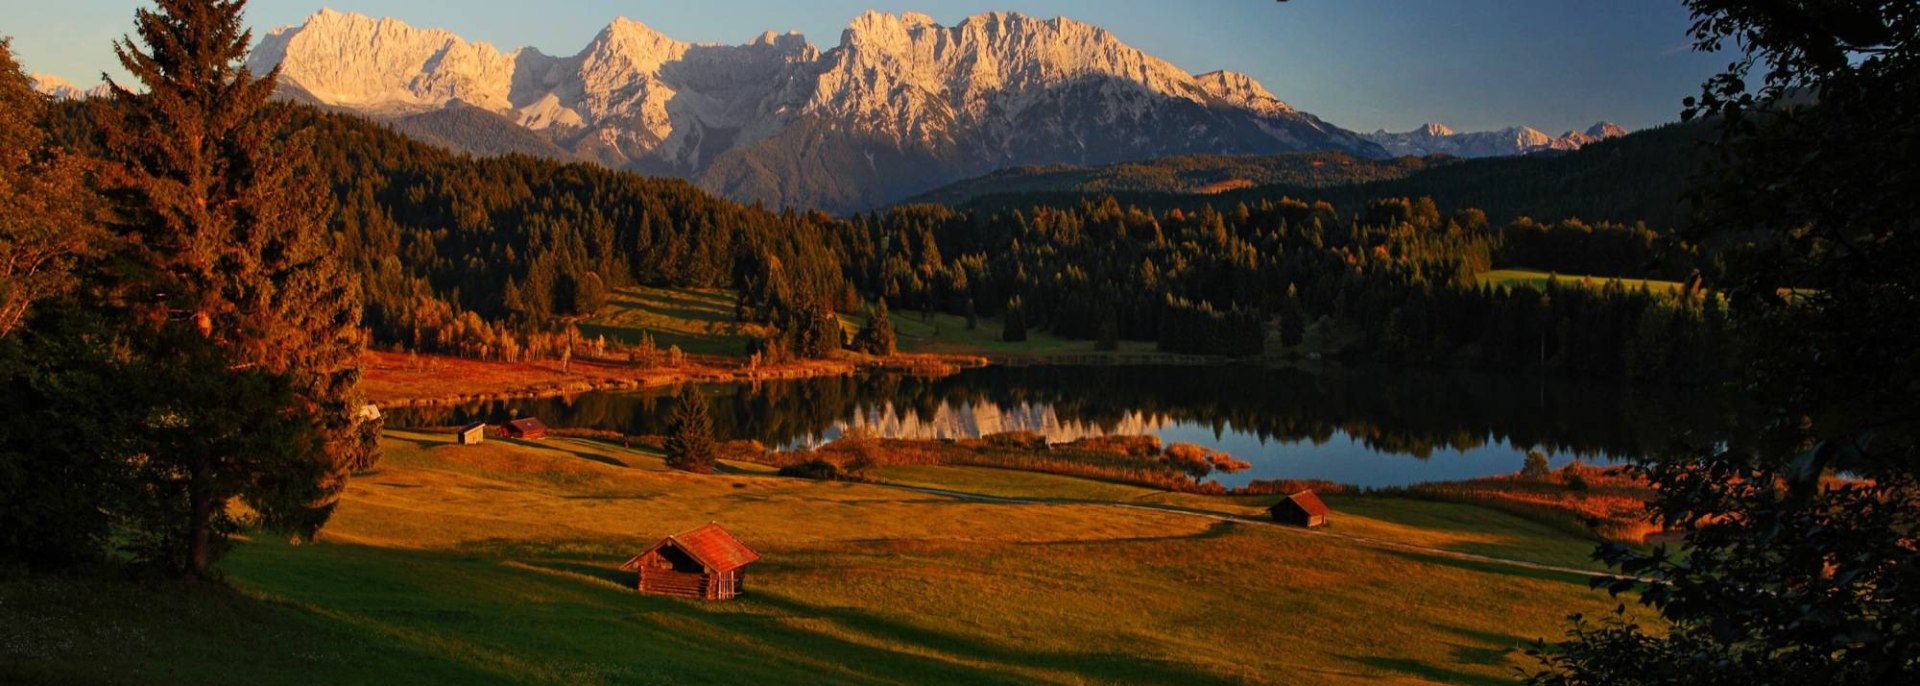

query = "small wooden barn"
[455,422,487,445]
[1269,490,1331,528]
[620,523,760,601]
[499,417,548,440]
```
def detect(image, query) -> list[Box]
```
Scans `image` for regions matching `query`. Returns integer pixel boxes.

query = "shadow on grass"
[218,540,1241,685]
[1376,547,1602,585]
[1013,518,1241,546]
[1347,655,1515,686]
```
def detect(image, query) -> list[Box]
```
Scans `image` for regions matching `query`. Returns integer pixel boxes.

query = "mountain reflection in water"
[387,365,1740,488]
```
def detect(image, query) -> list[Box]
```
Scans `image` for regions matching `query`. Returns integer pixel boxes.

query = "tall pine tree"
[664,386,717,473]
[94,0,373,577]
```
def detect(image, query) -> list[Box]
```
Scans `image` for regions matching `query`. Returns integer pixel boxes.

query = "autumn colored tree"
[93,0,373,578]
[0,39,101,337]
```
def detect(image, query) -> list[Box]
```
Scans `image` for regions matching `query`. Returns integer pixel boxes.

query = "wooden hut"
[619,523,760,600]
[455,422,487,445]
[1269,490,1331,528]
[500,417,548,440]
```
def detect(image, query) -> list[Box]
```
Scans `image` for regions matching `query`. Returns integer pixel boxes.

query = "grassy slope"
[1479,268,1688,295]
[577,286,1145,359]
[7,431,1628,685]
[885,309,1159,357]
[577,286,763,357]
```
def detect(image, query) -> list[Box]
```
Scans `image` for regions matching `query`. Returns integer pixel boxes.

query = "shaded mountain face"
[1361,121,1628,158]
[246,9,1387,213]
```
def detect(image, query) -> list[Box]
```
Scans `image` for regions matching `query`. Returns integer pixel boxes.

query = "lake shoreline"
[361,346,1269,408]
[363,350,997,408]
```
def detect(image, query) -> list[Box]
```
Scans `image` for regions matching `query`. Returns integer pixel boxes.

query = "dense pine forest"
[834,197,1723,381]
[42,98,1726,382]
[943,122,1711,232]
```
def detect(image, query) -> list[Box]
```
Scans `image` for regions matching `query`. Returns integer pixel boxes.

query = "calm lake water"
[387,365,1735,488]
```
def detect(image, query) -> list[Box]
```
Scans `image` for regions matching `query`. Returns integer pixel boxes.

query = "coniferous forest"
[2,1,1916,684]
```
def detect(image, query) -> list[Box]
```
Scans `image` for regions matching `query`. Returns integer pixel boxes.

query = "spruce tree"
[95,0,373,577]
[663,386,717,473]
[853,300,897,356]
[1003,296,1028,343]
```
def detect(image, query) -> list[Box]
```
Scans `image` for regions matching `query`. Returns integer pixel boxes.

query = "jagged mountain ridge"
[1362,121,1628,158]
[28,73,109,101]
[246,8,1387,212]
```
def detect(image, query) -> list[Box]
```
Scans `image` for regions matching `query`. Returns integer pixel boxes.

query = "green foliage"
[832,196,1722,379]
[1522,450,1552,478]
[852,300,897,356]
[662,387,716,474]
[908,150,1443,208]
[82,0,374,576]
[776,458,850,481]
[1002,296,1028,343]
[954,123,1711,233]
[1532,2,1920,684]
[0,39,102,338]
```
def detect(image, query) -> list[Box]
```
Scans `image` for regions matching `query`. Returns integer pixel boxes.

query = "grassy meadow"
[5,430,1633,685]
[578,286,764,357]
[1478,269,1689,295]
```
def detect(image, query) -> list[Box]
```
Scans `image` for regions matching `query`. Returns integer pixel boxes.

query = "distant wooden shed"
[620,523,760,601]
[455,423,487,445]
[1269,490,1331,528]
[499,417,548,440]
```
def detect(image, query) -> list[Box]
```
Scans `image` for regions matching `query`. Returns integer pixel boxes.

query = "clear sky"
[4,0,1722,134]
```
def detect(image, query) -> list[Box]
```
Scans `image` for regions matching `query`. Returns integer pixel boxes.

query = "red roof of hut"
[1277,490,1330,517]
[620,523,760,573]
[503,417,548,437]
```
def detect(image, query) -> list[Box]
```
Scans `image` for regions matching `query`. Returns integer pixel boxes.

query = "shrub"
[777,458,845,481]
[1522,450,1552,478]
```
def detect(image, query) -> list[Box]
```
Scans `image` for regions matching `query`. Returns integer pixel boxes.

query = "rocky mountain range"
[1362,121,1628,158]
[242,9,1388,212]
[28,73,109,101]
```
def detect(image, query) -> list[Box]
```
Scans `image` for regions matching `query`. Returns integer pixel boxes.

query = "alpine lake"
[387,364,1738,489]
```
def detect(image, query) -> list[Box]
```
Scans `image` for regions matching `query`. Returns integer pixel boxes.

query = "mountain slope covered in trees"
[944,122,1711,231]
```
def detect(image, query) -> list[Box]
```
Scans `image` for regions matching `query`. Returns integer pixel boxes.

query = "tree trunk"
[188,459,212,579]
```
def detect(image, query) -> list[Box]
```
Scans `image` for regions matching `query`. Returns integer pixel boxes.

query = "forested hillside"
[949,122,1711,231]
[386,102,582,161]
[831,196,1724,382]
[40,99,1724,381]
[904,151,1445,208]
[50,101,851,360]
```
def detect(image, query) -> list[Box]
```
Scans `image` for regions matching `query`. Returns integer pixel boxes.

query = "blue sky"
[6,0,1721,134]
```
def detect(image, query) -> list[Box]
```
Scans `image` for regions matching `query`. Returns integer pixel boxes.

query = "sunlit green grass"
[577,286,759,357]
[4,431,1629,685]
[1479,269,1689,295]
[882,309,1159,356]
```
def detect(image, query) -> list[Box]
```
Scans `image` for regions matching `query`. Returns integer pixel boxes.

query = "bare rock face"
[1363,120,1628,158]
[249,9,1387,212]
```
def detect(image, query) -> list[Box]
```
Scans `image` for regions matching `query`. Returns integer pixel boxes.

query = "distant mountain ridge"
[245,9,1388,212]
[28,73,108,101]
[1362,121,1628,158]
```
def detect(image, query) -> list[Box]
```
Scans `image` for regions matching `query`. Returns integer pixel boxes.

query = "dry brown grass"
[753,436,1334,497]
[1390,463,1660,544]
[359,350,857,406]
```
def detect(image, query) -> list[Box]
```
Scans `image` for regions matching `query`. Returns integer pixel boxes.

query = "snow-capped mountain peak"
[249,9,1388,211]
[29,73,109,100]
[1363,120,1627,158]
